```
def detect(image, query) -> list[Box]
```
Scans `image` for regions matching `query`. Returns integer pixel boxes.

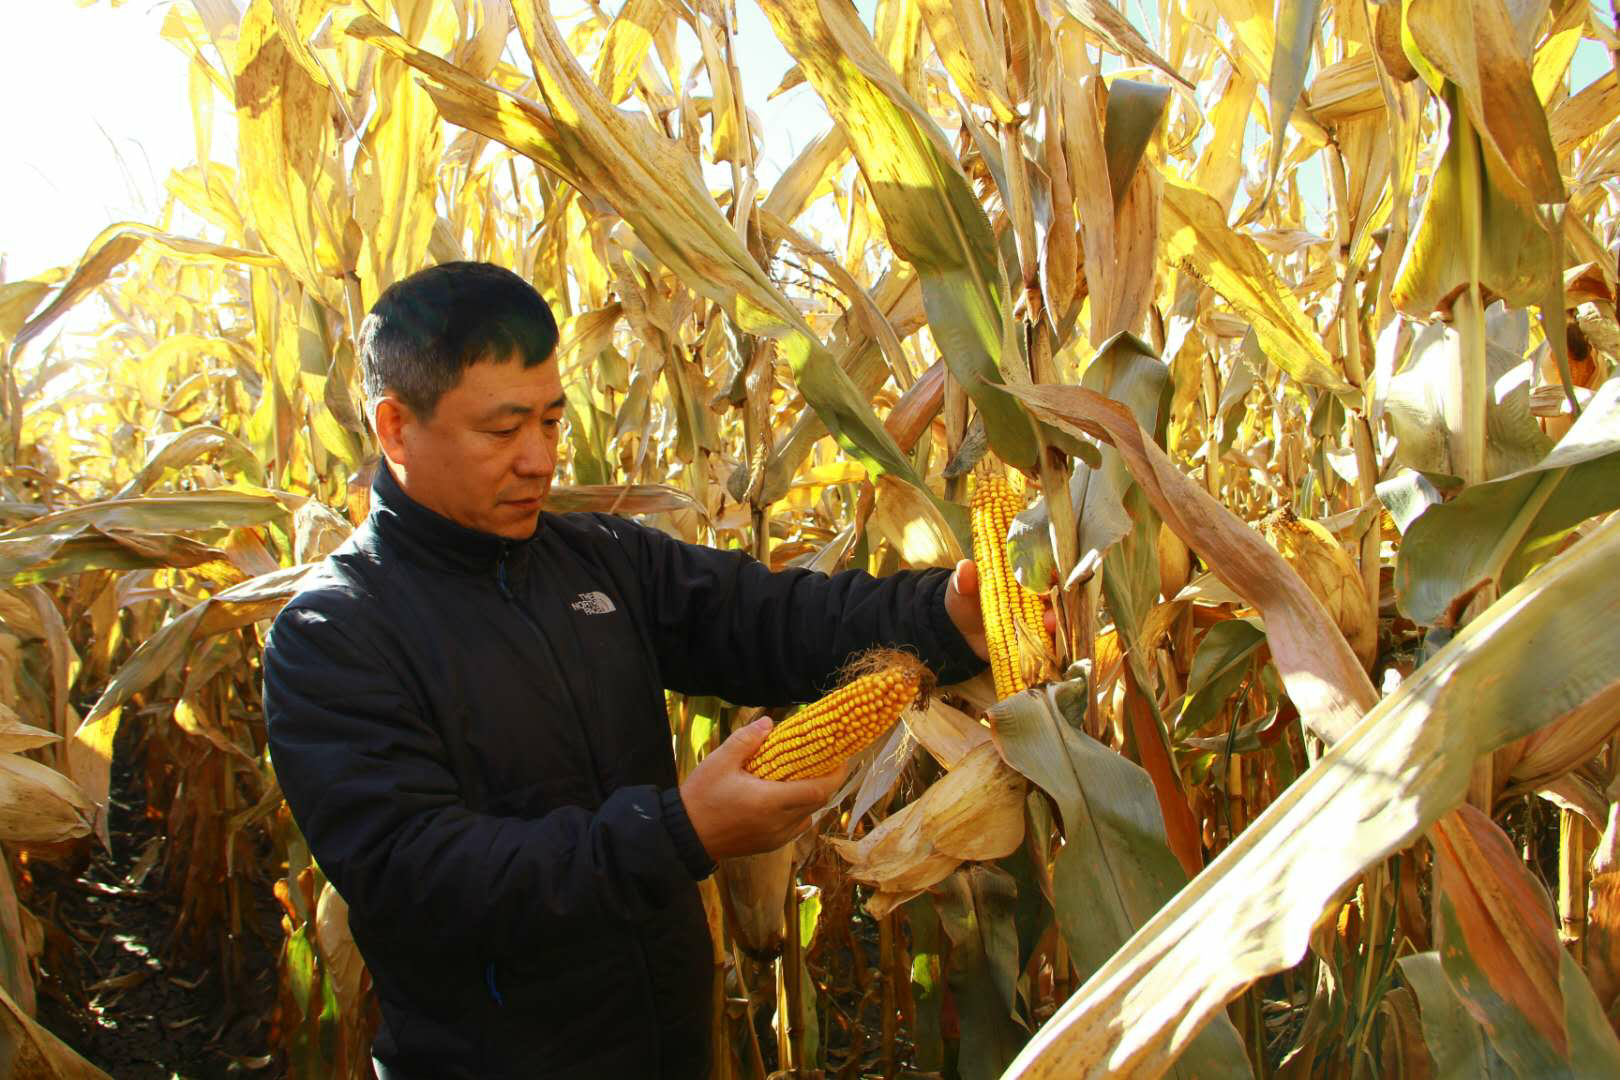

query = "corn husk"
[1262,507,1377,669]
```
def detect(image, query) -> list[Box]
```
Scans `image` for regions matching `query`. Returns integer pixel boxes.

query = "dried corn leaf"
[935,865,1030,1077]
[1399,952,1513,1078]
[1054,0,1193,93]
[354,30,444,306]
[1380,319,1552,481]
[759,0,1040,471]
[1008,382,1376,741]
[870,475,964,567]
[1263,0,1322,194]
[416,5,958,533]
[235,0,351,310]
[718,844,796,957]
[72,563,313,845]
[1587,870,1620,1025]
[990,683,1250,1078]
[1392,84,1560,317]
[0,274,61,344]
[1431,804,1620,1074]
[12,224,277,354]
[1161,180,1356,400]
[1551,71,1620,157]
[1404,0,1564,210]
[315,882,368,1023]
[0,753,94,843]
[0,857,33,1017]
[0,707,57,754]
[113,426,265,499]
[1391,378,1620,626]
[593,0,663,104]
[1498,679,1620,800]
[1001,510,1620,1078]
[0,981,110,1078]
[543,484,707,519]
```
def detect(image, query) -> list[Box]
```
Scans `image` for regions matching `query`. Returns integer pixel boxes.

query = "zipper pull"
[486,961,505,1007]
[496,544,513,600]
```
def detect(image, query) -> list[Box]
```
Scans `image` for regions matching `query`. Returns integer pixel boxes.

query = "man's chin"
[490,499,544,538]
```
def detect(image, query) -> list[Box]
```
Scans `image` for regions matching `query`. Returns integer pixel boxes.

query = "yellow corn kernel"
[971,472,1053,700]
[745,651,928,781]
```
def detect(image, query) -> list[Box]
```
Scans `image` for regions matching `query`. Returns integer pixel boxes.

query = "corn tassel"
[971,473,1053,700]
[745,651,927,780]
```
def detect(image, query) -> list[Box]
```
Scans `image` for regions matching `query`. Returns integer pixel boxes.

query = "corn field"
[3,0,1620,1076]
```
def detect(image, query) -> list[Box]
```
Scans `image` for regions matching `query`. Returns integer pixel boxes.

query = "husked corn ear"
[1261,507,1377,669]
[745,651,928,781]
[971,473,1055,700]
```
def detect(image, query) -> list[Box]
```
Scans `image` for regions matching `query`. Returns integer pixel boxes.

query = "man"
[263,261,991,1079]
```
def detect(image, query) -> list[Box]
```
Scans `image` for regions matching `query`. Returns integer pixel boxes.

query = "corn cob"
[1261,507,1377,669]
[745,650,928,781]
[971,472,1054,700]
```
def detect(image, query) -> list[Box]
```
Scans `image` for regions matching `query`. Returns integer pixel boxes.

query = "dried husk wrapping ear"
[716,844,796,961]
[1262,507,1377,669]
[829,741,1026,918]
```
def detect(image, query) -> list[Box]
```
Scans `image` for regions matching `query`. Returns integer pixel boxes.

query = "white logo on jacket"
[570,591,617,615]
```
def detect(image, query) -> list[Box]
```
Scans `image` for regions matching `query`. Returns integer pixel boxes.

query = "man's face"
[381,354,567,539]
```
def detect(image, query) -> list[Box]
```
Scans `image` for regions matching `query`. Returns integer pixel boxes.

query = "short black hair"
[357,261,560,419]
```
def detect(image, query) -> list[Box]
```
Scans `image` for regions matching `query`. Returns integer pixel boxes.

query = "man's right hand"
[679,717,847,860]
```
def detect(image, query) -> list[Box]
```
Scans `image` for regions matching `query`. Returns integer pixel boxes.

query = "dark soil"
[28,720,286,1079]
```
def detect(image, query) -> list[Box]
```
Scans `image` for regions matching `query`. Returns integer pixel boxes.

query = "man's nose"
[514,426,555,477]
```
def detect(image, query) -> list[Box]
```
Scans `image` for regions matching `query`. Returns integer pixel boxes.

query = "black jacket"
[262,465,985,1078]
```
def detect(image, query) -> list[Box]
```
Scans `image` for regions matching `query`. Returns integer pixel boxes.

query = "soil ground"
[30,722,285,1079]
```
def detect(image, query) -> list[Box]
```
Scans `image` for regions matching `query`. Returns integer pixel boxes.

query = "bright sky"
[0,2,214,283]
[0,1,824,287]
[1,2,1610,289]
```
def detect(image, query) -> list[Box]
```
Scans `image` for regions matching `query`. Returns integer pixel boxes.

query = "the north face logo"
[570,591,616,615]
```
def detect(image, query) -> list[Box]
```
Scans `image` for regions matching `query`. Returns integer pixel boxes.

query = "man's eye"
[488,427,519,437]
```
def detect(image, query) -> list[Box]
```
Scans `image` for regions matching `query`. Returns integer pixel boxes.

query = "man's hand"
[680,717,848,859]
[944,558,1058,664]
[944,559,990,661]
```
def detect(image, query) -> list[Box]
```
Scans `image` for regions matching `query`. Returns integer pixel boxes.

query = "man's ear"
[372,396,411,466]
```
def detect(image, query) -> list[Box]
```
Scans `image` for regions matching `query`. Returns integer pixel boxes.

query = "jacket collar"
[370,461,541,576]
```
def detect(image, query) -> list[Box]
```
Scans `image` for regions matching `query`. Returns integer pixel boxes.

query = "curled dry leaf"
[829,741,1025,917]
[0,981,110,1078]
[315,883,369,1023]
[1586,871,1620,1024]
[0,705,59,753]
[0,754,95,843]
[1006,381,1378,741]
[1496,678,1620,801]
[1432,805,1568,1060]
[0,855,34,1015]
[1431,804,1620,1073]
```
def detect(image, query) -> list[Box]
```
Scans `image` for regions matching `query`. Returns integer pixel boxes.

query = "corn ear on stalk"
[745,650,929,780]
[970,472,1055,700]
[1261,507,1377,669]
[1157,522,1192,599]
